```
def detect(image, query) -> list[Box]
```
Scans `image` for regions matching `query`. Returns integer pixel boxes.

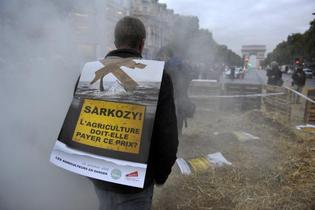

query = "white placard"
[50,141,147,188]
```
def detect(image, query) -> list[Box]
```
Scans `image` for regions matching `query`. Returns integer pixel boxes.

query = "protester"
[90,16,179,210]
[292,67,306,103]
[266,61,283,86]
[156,47,196,135]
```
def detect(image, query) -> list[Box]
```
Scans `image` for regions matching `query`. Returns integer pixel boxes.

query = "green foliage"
[264,20,315,65]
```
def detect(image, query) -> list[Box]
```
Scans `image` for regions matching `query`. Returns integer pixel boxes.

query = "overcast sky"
[159,0,315,55]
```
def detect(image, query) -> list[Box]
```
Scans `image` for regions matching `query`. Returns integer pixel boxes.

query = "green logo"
[111,169,122,180]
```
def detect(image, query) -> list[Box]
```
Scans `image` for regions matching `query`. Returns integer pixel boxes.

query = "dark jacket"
[164,56,196,133]
[90,49,178,193]
[266,67,283,86]
[292,70,306,87]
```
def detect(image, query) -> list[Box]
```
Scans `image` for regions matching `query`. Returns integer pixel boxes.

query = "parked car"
[303,68,313,78]
[224,67,244,79]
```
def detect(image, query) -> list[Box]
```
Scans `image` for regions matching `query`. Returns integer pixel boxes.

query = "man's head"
[114,16,146,53]
[271,61,279,70]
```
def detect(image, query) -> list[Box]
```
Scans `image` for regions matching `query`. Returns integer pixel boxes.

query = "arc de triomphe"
[241,45,266,68]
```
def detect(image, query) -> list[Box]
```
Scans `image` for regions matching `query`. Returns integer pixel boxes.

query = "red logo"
[126,171,138,177]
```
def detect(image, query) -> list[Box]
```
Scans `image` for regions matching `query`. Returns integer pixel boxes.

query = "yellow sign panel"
[188,157,212,173]
[72,99,145,154]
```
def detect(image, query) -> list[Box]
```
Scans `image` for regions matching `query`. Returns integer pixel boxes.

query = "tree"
[264,20,315,66]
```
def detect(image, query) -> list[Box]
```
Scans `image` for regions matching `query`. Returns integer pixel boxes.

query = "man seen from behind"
[90,16,179,210]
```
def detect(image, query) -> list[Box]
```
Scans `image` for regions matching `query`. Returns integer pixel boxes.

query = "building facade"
[70,0,131,61]
[129,0,176,59]
[70,0,196,61]
[241,45,266,68]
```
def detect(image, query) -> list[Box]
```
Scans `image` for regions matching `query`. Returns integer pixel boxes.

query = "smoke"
[0,1,98,209]
[0,1,273,209]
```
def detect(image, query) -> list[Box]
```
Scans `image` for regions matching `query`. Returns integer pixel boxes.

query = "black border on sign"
[58,98,153,163]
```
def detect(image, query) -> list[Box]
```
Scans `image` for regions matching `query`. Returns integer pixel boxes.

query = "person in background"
[230,66,235,80]
[239,67,246,79]
[91,16,179,210]
[266,61,283,86]
[292,67,306,103]
[156,47,196,135]
[285,65,289,73]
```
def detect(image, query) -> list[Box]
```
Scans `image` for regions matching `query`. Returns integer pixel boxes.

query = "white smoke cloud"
[0,1,98,209]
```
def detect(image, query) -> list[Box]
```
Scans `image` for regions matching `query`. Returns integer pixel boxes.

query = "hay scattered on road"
[153,110,315,210]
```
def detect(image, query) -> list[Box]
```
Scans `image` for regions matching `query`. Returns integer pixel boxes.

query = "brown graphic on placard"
[90,58,146,92]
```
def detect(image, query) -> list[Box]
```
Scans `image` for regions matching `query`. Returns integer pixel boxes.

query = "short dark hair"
[114,16,146,49]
